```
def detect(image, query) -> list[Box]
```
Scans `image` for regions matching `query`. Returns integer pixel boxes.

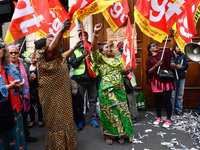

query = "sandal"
[118,137,125,145]
[104,135,113,145]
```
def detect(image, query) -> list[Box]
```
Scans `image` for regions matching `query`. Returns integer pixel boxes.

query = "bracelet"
[93,33,99,37]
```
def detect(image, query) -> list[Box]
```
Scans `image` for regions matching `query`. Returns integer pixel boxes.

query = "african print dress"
[36,49,77,150]
[92,50,134,141]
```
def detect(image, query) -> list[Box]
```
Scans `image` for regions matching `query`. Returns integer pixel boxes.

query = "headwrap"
[117,42,123,50]
[8,45,19,51]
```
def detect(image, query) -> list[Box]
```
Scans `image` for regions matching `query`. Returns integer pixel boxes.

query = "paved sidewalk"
[27,108,200,150]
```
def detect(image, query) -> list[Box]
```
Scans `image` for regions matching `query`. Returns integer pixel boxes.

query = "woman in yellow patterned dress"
[34,19,79,150]
[91,23,135,145]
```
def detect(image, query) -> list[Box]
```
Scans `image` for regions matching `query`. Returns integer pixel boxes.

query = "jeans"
[171,79,185,113]
[126,90,139,119]
[78,82,97,121]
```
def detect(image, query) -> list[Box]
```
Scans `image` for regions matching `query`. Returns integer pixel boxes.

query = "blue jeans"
[197,96,200,114]
[171,79,185,113]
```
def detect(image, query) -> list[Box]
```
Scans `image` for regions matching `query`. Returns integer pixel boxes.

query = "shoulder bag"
[0,71,15,133]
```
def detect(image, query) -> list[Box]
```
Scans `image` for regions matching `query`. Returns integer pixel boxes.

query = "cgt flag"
[134,0,196,43]
[5,0,69,44]
[173,0,200,52]
[102,0,129,32]
[122,17,136,80]
[68,0,121,23]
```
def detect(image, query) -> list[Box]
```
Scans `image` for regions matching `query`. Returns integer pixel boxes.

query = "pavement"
[27,108,200,150]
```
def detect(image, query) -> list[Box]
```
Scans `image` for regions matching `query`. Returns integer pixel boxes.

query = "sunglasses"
[0,44,5,49]
[9,52,19,55]
[151,44,158,47]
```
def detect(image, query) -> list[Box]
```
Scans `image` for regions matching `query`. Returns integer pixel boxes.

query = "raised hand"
[61,19,71,32]
[94,23,102,34]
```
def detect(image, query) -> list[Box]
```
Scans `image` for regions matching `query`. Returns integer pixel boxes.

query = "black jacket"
[69,44,96,84]
[171,53,188,80]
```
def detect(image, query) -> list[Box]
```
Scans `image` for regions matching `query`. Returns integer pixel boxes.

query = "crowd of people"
[0,18,191,150]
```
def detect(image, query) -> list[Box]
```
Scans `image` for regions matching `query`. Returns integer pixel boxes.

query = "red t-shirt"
[0,65,23,113]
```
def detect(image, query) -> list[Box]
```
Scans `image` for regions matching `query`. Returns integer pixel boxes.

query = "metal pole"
[157,34,169,74]
[131,21,136,66]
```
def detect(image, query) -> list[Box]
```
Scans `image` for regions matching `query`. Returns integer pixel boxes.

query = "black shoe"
[176,111,183,116]
[132,118,139,124]
[26,136,37,142]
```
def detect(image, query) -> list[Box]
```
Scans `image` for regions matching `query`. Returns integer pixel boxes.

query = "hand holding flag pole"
[157,34,169,74]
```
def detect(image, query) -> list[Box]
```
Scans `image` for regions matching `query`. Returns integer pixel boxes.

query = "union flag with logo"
[102,0,129,32]
[5,0,69,44]
[134,0,197,43]
[173,0,200,52]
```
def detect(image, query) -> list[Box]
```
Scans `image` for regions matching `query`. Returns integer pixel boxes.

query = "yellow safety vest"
[73,49,85,75]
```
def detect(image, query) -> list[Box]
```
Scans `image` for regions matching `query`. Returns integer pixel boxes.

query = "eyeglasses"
[0,44,5,49]
[151,44,158,47]
[9,52,19,55]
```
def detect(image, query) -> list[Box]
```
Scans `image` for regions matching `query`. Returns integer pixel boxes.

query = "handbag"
[159,69,174,78]
[153,57,174,79]
[123,77,134,94]
[0,99,15,132]
[0,71,15,132]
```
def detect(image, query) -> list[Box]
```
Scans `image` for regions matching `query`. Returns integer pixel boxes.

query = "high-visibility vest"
[73,49,85,75]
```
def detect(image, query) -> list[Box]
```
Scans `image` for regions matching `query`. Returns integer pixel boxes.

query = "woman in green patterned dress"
[91,23,135,145]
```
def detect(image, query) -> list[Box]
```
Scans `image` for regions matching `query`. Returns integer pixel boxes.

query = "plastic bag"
[136,92,146,110]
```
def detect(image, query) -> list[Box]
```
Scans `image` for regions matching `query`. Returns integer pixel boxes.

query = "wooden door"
[93,0,200,108]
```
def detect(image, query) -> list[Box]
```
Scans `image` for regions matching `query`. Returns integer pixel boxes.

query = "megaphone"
[184,42,200,62]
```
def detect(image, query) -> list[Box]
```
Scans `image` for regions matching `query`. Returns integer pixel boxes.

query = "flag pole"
[19,36,27,54]
[157,34,169,74]
[131,21,136,66]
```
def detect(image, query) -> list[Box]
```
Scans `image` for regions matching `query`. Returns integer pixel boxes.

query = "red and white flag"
[5,0,69,44]
[122,17,136,80]
[102,0,129,32]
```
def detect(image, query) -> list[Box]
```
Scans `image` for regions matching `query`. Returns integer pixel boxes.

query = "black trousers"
[21,109,30,139]
[154,91,172,120]
[29,101,43,122]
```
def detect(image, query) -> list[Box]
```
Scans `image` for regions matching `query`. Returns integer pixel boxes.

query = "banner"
[122,17,136,80]
[69,0,121,23]
[5,0,69,44]
[173,0,200,52]
[102,0,129,32]
[134,0,196,43]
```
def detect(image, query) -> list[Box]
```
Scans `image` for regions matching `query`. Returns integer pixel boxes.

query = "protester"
[28,53,44,127]
[91,23,134,145]
[69,31,99,128]
[0,39,28,149]
[8,45,37,142]
[146,33,176,128]
[34,19,80,149]
[116,42,139,124]
[71,79,85,131]
[170,44,188,116]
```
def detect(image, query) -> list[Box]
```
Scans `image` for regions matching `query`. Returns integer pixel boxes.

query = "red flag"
[80,24,92,54]
[80,24,96,78]
[5,0,69,44]
[173,0,200,52]
[134,0,196,43]
[102,0,129,32]
[68,0,95,20]
[122,17,136,79]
